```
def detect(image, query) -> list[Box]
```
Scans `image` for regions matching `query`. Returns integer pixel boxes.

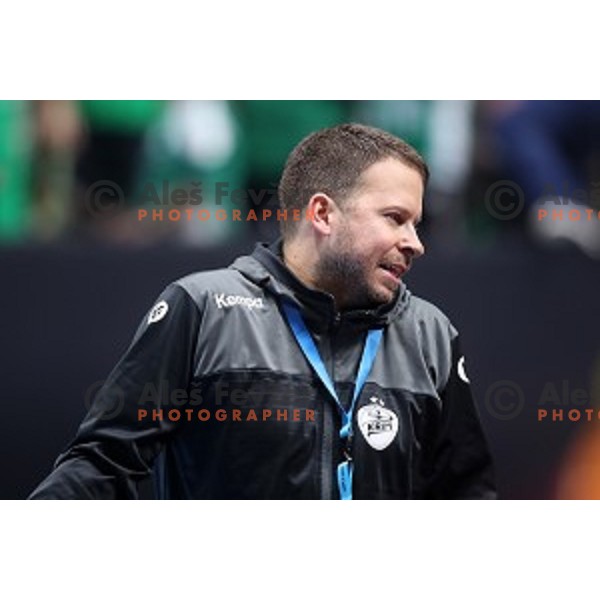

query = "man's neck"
[281,241,318,290]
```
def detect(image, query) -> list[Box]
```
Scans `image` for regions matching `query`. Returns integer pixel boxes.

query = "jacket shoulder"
[407,295,457,338]
[167,267,263,311]
[404,295,460,391]
[171,268,247,297]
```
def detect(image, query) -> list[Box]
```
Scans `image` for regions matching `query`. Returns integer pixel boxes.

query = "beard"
[315,245,393,310]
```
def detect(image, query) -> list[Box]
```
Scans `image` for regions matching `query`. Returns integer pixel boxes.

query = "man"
[30,123,496,499]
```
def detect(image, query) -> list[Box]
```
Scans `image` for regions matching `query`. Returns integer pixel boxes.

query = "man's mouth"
[378,261,408,281]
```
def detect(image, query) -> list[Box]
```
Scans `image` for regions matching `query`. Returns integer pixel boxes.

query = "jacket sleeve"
[29,282,202,499]
[425,336,497,499]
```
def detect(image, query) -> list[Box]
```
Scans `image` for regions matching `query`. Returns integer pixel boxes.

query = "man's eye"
[385,214,421,229]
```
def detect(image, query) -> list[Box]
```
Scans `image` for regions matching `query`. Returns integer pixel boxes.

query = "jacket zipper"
[321,312,342,499]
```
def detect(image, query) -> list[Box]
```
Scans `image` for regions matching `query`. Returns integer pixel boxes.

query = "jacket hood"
[230,240,411,333]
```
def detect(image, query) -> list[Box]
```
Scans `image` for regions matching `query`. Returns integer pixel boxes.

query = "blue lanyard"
[281,301,383,500]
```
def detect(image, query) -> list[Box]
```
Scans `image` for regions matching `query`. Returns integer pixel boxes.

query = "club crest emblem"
[148,300,169,324]
[357,397,399,451]
[458,356,470,384]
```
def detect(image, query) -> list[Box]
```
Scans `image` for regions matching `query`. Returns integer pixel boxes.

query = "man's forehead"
[349,158,424,209]
[357,157,424,189]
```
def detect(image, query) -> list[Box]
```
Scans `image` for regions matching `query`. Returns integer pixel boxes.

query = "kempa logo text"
[214,293,264,310]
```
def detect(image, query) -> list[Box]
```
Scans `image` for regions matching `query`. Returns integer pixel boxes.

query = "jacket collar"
[230,240,410,332]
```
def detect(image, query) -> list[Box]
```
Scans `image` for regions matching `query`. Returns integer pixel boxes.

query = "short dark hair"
[278,123,429,238]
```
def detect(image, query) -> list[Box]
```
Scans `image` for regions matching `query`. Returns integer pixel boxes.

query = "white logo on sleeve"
[458,356,470,383]
[214,293,264,310]
[148,300,169,324]
[357,397,399,451]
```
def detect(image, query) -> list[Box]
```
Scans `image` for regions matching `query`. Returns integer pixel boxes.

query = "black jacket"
[30,242,496,499]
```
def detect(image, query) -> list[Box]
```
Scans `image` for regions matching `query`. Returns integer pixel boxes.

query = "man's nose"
[399,224,425,259]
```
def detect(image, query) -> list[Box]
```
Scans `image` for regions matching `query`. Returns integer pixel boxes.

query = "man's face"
[316,158,425,309]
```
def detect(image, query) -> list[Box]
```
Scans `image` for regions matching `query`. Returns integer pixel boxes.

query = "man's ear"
[306,193,338,236]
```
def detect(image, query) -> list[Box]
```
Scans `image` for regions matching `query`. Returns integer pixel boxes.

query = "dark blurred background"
[2,100,600,499]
